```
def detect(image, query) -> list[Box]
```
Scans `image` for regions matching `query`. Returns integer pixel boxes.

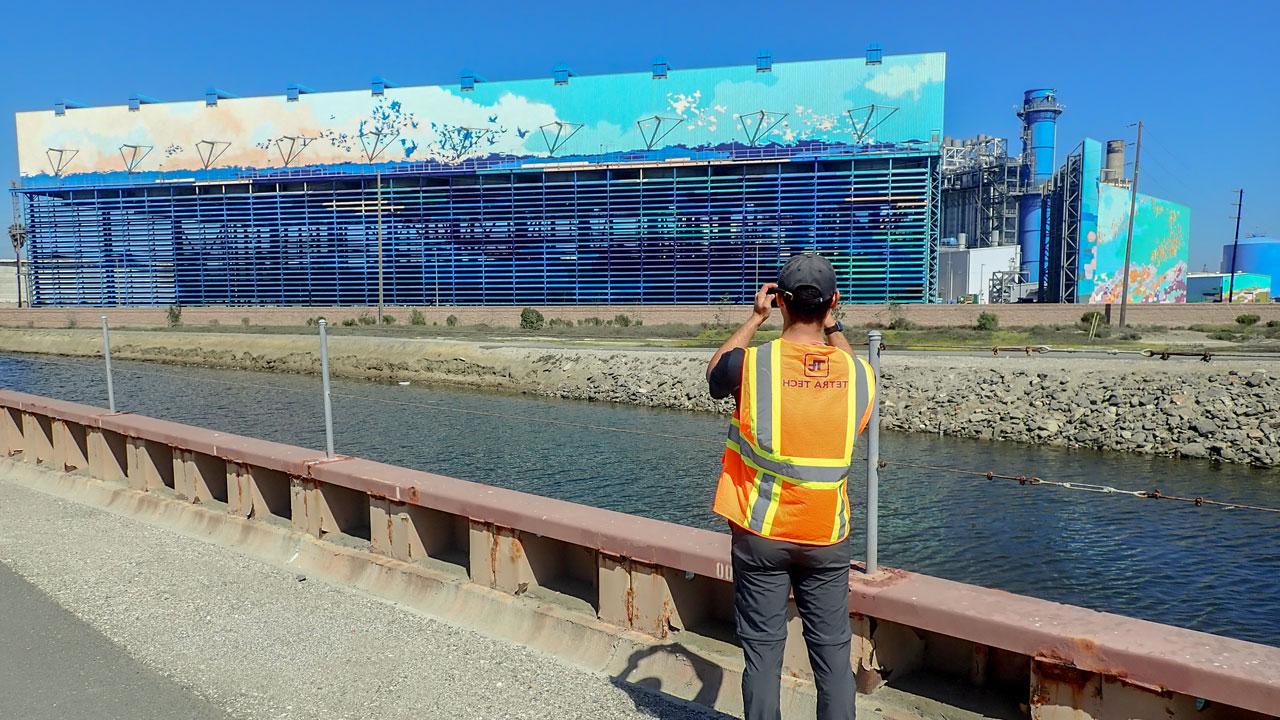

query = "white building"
[937,245,1019,303]
[0,258,18,306]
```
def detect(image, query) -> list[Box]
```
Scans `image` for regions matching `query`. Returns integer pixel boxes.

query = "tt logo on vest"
[803,354,830,378]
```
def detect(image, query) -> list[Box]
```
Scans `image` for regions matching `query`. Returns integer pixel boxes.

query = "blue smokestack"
[1016,89,1064,284]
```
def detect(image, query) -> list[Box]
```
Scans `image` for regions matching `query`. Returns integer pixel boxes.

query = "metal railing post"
[866,330,882,574]
[101,315,116,412]
[318,318,335,459]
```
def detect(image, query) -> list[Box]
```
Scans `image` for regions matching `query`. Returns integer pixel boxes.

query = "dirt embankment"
[3,328,1279,467]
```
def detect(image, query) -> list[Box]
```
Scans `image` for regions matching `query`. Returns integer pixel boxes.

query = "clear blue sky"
[2,0,1275,270]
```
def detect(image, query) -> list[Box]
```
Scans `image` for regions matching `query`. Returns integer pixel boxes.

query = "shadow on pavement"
[612,642,733,718]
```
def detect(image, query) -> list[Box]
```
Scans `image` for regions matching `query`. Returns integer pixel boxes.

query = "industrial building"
[1220,236,1280,300]
[1187,271,1271,303]
[10,50,946,307]
[939,91,1191,304]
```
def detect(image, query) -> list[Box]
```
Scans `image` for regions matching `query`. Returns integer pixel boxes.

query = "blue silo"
[1221,236,1280,296]
[1016,89,1064,284]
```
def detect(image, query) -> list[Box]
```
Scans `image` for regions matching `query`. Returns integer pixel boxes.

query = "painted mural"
[1081,184,1189,304]
[16,53,945,183]
[1187,273,1272,303]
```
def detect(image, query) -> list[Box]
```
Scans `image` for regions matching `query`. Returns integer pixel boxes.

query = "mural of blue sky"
[16,52,945,179]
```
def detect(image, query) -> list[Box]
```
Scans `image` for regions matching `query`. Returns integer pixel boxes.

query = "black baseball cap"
[777,254,837,301]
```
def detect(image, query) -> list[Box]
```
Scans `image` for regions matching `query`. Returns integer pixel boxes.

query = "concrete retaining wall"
[1,302,1279,330]
[1,388,1276,719]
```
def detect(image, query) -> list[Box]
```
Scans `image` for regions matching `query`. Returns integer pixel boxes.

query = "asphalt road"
[0,562,231,719]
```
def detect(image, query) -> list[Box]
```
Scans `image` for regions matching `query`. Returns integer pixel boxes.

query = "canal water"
[3,351,1278,647]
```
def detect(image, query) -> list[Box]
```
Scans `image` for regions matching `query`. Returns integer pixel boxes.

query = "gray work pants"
[731,524,854,720]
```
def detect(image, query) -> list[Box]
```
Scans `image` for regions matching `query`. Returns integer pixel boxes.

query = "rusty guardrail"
[1,388,1276,719]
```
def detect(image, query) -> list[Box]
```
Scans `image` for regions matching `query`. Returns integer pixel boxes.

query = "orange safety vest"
[713,339,876,546]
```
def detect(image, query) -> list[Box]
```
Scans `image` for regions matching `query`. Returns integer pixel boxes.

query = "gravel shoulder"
[0,561,232,720]
[0,473,723,720]
[2,327,1278,466]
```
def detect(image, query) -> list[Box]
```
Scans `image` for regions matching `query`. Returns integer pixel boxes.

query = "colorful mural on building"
[15,53,945,183]
[1079,184,1188,304]
[1187,273,1272,303]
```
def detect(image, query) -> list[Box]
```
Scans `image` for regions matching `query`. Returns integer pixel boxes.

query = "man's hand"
[707,283,777,382]
[752,283,778,321]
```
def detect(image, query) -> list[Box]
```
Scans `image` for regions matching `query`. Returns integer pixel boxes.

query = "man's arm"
[706,283,776,380]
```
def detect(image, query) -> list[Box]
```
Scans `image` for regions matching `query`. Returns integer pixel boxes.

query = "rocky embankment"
[879,362,1280,467]
[2,328,1278,467]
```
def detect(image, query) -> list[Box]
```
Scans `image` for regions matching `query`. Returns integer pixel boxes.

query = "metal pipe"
[101,315,116,412]
[866,330,882,575]
[318,318,335,459]
[376,172,384,323]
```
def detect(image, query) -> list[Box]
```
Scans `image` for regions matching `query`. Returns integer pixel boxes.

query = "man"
[706,254,875,720]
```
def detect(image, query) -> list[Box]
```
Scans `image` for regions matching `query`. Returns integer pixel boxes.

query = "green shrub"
[305,317,318,327]
[520,307,545,330]
[1236,313,1260,326]
[1080,310,1107,327]
[1208,330,1239,341]
[341,318,357,327]
[166,304,182,327]
[975,311,999,331]
[446,314,459,327]
[1119,330,1143,341]
[241,317,251,327]
[614,314,633,328]
[547,317,573,328]
[578,316,605,327]
[409,310,426,326]
[66,316,78,329]
[357,312,376,326]
[887,317,918,330]
[381,314,396,325]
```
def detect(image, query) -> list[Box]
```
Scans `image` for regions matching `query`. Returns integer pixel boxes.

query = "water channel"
[3,351,1277,647]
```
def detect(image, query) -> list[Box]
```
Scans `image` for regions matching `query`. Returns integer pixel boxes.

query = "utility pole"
[8,187,24,308]
[1227,189,1244,303]
[1117,121,1142,328]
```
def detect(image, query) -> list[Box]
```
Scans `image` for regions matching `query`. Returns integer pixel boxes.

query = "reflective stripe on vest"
[724,425,850,485]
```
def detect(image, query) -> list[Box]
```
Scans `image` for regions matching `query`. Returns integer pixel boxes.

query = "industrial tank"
[1016,89,1064,283]
[1221,236,1280,297]
[1103,140,1125,183]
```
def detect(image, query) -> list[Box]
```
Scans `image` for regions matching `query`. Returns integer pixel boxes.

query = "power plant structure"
[8,48,1198,308]
[9,50,945,307]
[939,90,1190,304]
[1220,236,1280,300]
